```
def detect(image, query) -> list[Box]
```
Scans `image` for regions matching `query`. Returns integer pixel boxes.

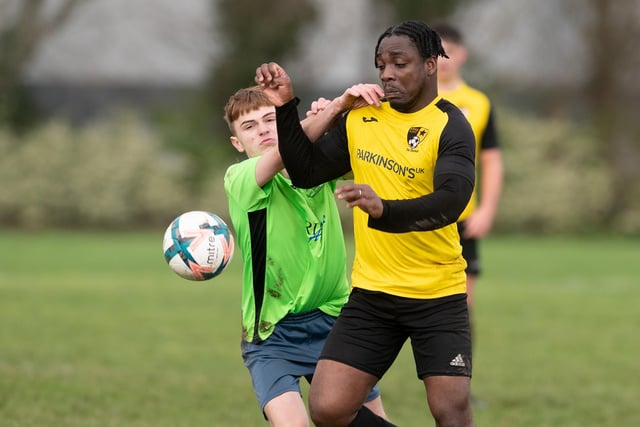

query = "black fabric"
[276,98,351,188]
[482,108,499,149]
[349,406,398,427]
[368,173,473,233]
[248,208,267,343]
[458,221,481,276]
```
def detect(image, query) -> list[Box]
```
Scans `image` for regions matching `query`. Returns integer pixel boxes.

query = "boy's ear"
[230,136,245,153]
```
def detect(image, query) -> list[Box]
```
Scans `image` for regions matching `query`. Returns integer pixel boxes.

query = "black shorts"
[458,221,480,276]
[320,288,472,380]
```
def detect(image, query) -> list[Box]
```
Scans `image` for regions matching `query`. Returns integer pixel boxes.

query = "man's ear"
[230,136,245,153]
[425,56,437,76]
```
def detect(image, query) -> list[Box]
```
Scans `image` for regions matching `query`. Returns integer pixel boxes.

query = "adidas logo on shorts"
[449,354,466,367]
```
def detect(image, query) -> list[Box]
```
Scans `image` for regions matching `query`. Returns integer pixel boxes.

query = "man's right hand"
[255,62,294,107]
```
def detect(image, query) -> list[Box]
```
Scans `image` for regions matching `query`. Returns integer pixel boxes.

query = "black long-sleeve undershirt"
[276,98,475,233]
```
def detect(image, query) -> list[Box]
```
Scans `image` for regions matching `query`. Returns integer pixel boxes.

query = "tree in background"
[373,0,463,23]
[580,0,640,229]
[161,0,318,191]
[203,0,317,136]
[0,0,81,131]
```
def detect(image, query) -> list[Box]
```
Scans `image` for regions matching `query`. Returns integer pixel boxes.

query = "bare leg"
[309,359,379,427]
[424,376,474,427]
[264,391,310,427]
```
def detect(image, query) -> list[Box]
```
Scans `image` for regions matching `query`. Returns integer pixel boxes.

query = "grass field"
[1,231,638,426]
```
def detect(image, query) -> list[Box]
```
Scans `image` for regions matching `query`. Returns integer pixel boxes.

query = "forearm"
[276,99,351,188]
[254,147,284,187]
[300,99,344,142]
[276,98,321,187]
[478,148,503,214]
[369,173,473,233]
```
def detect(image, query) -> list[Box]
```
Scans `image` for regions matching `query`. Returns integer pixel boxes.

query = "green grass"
[1,231,639,426]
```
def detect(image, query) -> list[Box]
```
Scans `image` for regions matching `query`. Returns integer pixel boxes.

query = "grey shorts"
[241,309,381,416]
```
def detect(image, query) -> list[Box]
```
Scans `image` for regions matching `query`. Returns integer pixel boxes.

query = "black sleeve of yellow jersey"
[481,108,499,150]
[275,98,351,188]
[368,107,476,233]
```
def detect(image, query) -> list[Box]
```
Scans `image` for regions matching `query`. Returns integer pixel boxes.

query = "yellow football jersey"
[440,82,493,221]
[345,98,469,299]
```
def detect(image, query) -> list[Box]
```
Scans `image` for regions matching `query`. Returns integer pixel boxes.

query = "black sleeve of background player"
[481,107,499,150]
[276,98,351,188]
[368,113,476,233]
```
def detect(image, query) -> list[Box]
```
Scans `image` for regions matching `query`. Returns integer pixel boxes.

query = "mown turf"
[1,231,638,426]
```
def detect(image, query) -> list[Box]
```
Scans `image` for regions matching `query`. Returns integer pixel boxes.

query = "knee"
[431,399,473,427]
[309,400,339,427]
[309,396,353,427]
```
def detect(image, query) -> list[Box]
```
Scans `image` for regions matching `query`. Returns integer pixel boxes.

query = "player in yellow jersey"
[256,20,476,427]
[432,20,504,346]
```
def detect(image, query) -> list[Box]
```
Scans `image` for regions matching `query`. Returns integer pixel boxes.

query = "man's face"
[230,106,277,158]
[375,34,435,113]
[437,39,467,84]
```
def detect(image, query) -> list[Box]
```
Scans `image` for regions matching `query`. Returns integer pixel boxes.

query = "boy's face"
[437,39,467,84]
[229,105,277,158]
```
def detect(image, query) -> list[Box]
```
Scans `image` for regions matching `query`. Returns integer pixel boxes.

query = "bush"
[1,109,633,234]
[0,114,226,229]
[494,109,612,234]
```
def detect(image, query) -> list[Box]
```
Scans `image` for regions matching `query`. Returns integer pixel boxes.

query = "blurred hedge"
[0,110,636,234]
[0,114,229,230]
[493,109,615,234]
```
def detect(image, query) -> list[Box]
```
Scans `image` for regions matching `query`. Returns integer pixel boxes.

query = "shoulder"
[435,98,469,123]
[225,157,258,181]
[460,83,491,108]
[345,104,384,124]
[224,157,265,198]
[436,99,475,145]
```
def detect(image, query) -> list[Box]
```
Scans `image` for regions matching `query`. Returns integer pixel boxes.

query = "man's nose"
[380,68,395,81]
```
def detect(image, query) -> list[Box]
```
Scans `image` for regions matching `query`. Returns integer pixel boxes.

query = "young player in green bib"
[223,86,389,426]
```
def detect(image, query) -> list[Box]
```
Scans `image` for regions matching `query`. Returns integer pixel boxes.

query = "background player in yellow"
[432,21,504,340]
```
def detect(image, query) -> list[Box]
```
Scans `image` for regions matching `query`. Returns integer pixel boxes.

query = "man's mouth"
[383,87,400,98]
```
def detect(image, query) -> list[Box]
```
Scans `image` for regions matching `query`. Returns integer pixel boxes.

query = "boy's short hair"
[429,20,464,45]
[223,86,274,135]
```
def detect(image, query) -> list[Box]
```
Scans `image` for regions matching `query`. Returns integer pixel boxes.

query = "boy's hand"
[255,62,294,107]
[306,97,332,117]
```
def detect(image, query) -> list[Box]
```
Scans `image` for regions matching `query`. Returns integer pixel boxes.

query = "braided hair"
[374,20,448,66]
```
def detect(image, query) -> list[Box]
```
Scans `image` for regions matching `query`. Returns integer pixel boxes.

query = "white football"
[162,211,234,281]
